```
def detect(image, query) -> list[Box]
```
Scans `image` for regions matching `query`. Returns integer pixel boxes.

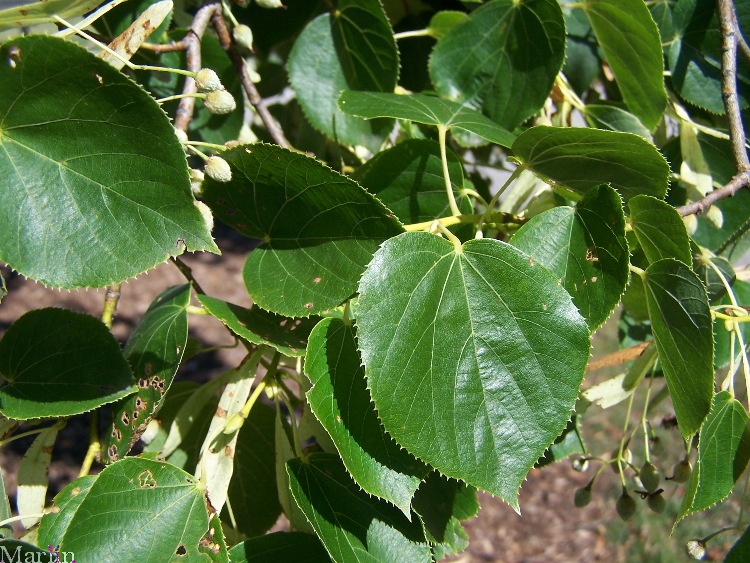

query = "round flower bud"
[671,459,692,483]
[639,462,661,492]
[647,492,665,513]
[616,491,636,521]
[204,156,232,183]
[233,24,254,51]
[256,0,284,8]
[204,90,236,115]
[686,539,706,560]
[574,482,593,508]
[173,127,188,143]
[572,456,589,473]
[195,68,223,93]
[189,168,204,196]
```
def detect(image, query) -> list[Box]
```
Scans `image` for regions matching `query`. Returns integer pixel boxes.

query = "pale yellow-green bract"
[0,0,102,30]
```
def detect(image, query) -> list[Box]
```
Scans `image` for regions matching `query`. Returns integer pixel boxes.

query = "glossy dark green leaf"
[629,196,692,265]
[512,126,670,201]
[0,36,217,289]
[726,525,750,563]
[227,532,330,563]
[669,0,750,113]
[411,472,478,558]
[642,259,713,438]
[677,392,750,523]
[583,0,667,129]
[287,0,398,149]
[200,144,402,317]
[512,184,629,330]
[225,402,281,538]
[104,284,190,463]
[197,295,318,357]
[583,105,651,139]
[429,0,565,130]
[356,233,590,507]
[339,91,515,147]
[0,308,135,419]
[305,318,429,516]
[38,458,214,562]
[287,453,432,563]
[352,139,468,224]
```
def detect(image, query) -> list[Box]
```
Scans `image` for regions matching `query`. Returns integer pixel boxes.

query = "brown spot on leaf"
[215,406,228,418]
[71,487,81,497]
[529,256,535,267]
[138,469,157,488]
[313,277,322,284]
[138,378,149,388]
[224,445,234,456]
[121,412,130,425]
[304,302,314,310]
[107,445,118,462]
[175,544,187,556]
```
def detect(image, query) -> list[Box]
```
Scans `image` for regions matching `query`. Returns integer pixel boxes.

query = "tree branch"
[174,2,221,132]
[676,0,750,217]
[212,12,291,149]
[677,171,750,216]
[718,0,750,172]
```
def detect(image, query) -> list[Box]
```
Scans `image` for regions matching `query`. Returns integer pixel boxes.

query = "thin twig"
[718,0,750,172]
[171,256,206,295]
[174,2,221,133]
[677,171,750,216]
[139,40,187,53]
[212,12,291,149]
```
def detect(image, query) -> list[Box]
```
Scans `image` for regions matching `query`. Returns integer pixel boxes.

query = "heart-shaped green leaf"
[429,0,565,130]
[512,126,670,201]
[676,391,750,523]
[352,139,469,224]
[629,195,692,265]
[642,259,713,438]
[356,233,590,507]
[200,144,403,317]
[0,36,218,289]
[338,91,515,148]
[197,295,318,357]
[582,0,668,130]
[305,318,429,516]
[583,105,651,139]
[38,458,217,561]
[104,284,191,463]
[287,453,432,563]
[288,0,398,149]
[0,308,135,419]
[512,184,629,330]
